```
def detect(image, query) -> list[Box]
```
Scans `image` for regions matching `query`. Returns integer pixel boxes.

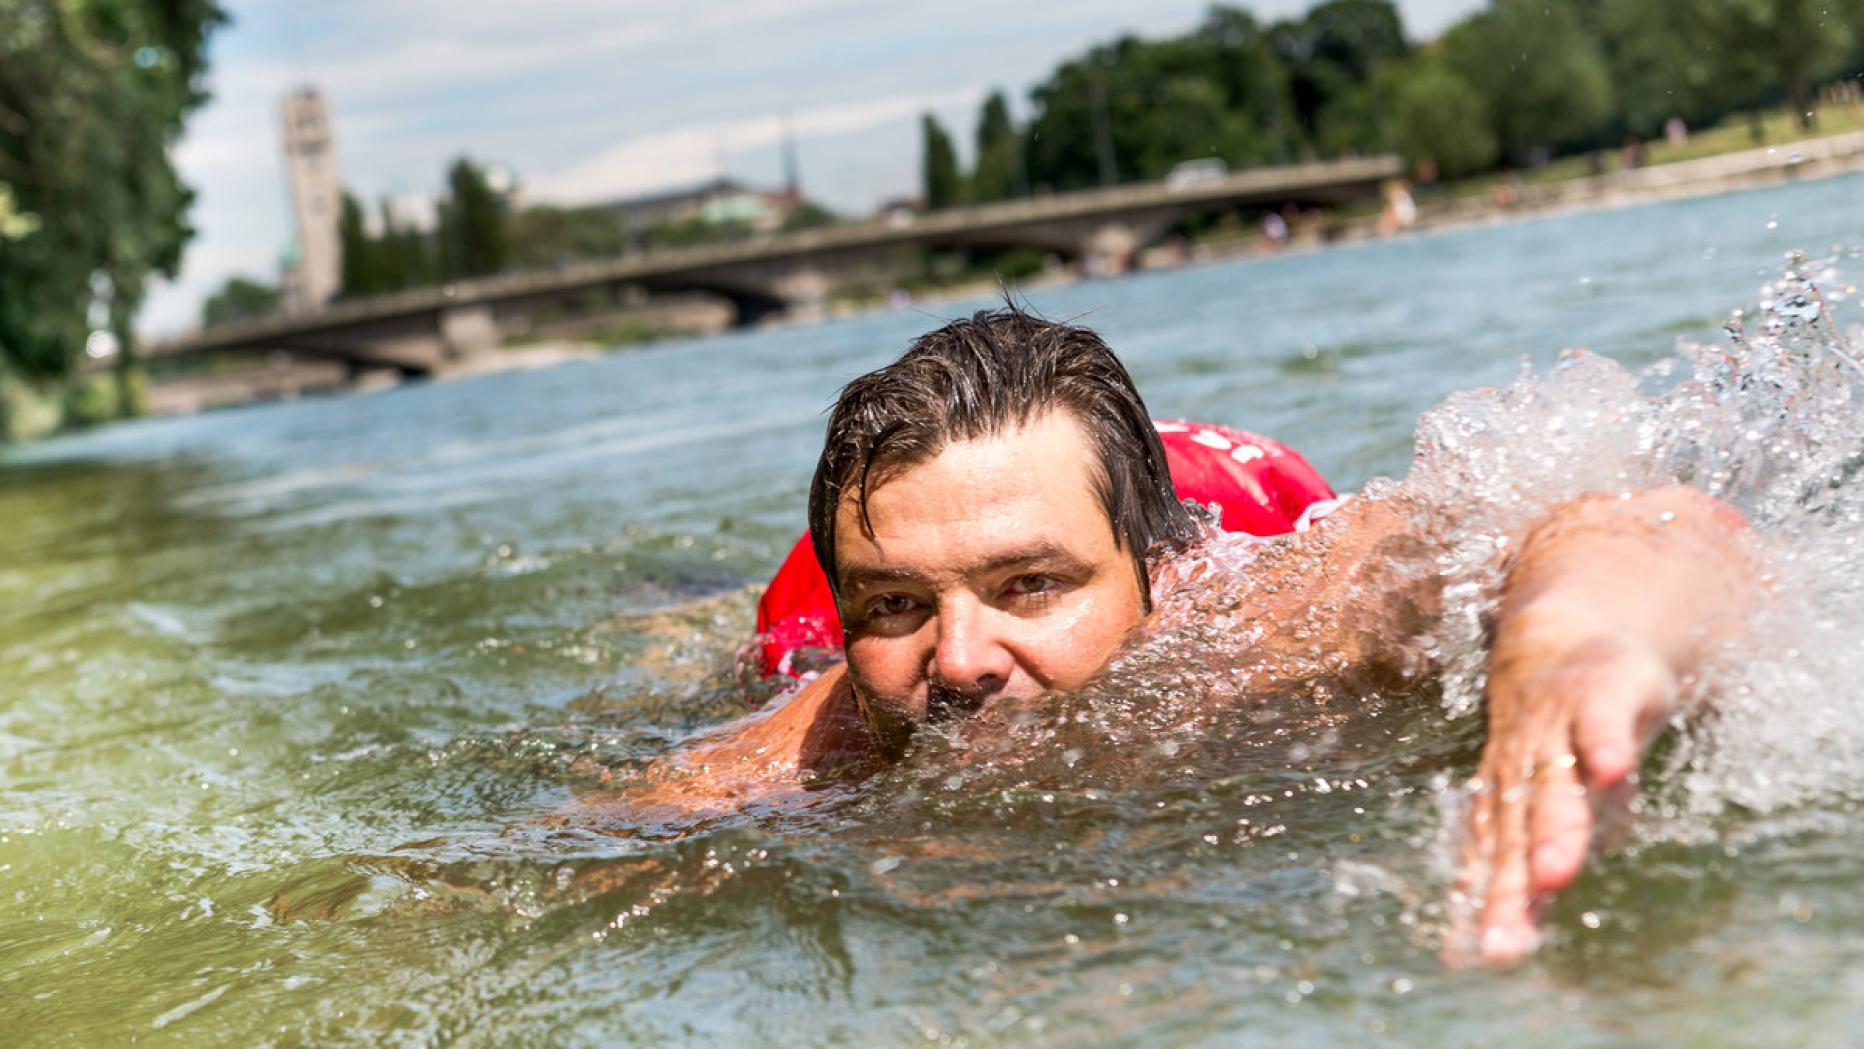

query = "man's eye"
[1006,574,1060,598]
[867,594,920,618]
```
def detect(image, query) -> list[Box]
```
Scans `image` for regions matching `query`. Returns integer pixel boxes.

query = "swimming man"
[579,307,1758,965]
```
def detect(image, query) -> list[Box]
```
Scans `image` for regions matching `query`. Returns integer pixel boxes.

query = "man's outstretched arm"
[1451,485,1758,963]
[555,664,871,827]
[1229,486,1757,961]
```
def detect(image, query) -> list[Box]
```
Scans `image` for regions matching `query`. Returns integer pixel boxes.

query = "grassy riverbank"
[1448,102,1864,202]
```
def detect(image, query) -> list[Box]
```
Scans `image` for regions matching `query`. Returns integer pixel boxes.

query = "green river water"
[5,176,1864,1046]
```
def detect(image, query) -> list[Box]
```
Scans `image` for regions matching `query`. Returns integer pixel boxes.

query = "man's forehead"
[832,412,1122,584]
[844,415,1103,519]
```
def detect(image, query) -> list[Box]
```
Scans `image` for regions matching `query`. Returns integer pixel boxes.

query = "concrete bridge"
[138,155,1401,380]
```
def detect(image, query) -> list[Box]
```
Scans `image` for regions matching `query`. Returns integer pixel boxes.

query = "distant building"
[595,177,798,238]
[876,196,923,228]
[279,87,342,313]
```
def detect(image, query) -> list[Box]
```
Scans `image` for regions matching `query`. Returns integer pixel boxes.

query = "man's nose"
[930,596,1014,700]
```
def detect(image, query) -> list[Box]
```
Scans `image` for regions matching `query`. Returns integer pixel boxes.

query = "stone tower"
[279,87,341,313]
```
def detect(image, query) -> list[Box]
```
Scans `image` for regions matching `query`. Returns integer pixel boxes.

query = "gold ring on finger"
[1527,752,1578,781]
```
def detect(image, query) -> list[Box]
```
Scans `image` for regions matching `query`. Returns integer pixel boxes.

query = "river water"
[5,176,1864,1046]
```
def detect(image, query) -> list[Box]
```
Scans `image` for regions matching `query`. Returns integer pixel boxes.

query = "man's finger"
[1526,753,1591,895]
[1476,768,1540,964]
[1571,660,1673,791]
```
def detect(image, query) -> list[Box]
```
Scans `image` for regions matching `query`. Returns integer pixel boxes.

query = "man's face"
[833,410,1148,754]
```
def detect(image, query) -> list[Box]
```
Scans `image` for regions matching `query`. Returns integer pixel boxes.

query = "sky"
[141,0,1484,335]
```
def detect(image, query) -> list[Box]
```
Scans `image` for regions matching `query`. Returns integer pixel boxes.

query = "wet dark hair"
[808,305,1193,613]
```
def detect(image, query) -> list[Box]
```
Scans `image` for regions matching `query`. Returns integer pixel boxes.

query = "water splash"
[1131,251,1864,843]
[397,252,1864,986]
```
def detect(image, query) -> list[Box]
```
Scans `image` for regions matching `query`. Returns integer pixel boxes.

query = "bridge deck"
[145,155,1401,360]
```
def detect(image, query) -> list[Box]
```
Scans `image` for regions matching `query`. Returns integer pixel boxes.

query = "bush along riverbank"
[0,367,142,444]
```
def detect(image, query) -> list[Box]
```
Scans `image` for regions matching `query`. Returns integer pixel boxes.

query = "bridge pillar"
[438,304,500,359]
[1081,218,1176,277]
[769,267,831,322]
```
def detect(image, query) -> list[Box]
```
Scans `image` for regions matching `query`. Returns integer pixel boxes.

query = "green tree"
[337,192,378,296]
[921,114,963,210]
[1312,82,1382,157]
[507,204,625,269]
[200,276,278,326]
[1443,0,1614,163]
[1711,0,1852,130]
[1025,55,1117,191]
[378,199,434,288]
[1198,6,1300,161]
[1025,12,1320,190]
[0,0,226,401]
[1389,55,1497,178]
[437,157,508,279]
[1132,76,1259,175]
[1271,0,1409,141]
[1598,0,1767,138]
[970,90,1023,202]
[339,192,433,295]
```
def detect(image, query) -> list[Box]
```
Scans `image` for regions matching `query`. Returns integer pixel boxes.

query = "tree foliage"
[437,157,508,279]
[1389,55,1497,178]
[920,114,963,210]
[507,203,629,269]
[970,90,1022,203]
[200,276,278,326]
[336,192,436,297]
[0,0,226,382]
[995,0,1864,196]
[1599,0,1764,137]
[1710,0,1853,129]
[337,192,375,296]
[1442,0,1615,163]
[1272,0,1410,138]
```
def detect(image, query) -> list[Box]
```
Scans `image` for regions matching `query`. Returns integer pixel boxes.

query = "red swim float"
[752,420,1335,677]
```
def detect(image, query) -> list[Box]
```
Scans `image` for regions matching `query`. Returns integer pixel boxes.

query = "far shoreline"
[40,126,1864,435]
[530,128,1864,356]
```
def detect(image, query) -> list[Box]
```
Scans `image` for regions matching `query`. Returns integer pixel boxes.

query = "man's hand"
[1450,604,1677,963]
[1446,487,1755,965]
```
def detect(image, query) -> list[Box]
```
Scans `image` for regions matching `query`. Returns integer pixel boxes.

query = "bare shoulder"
[1143,490,1439,691]
[1248,490,1429,600]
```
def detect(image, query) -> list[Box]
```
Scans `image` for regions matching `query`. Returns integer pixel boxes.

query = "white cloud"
[530,87,984,204]
[295,24,665,107]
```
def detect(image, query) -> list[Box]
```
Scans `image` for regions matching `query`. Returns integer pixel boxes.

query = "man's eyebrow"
[839,541,1093,592]
[972,540,1094,575]
[837,564,924,592]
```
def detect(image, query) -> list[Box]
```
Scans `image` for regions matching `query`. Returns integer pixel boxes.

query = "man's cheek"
[847,644,924,723]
